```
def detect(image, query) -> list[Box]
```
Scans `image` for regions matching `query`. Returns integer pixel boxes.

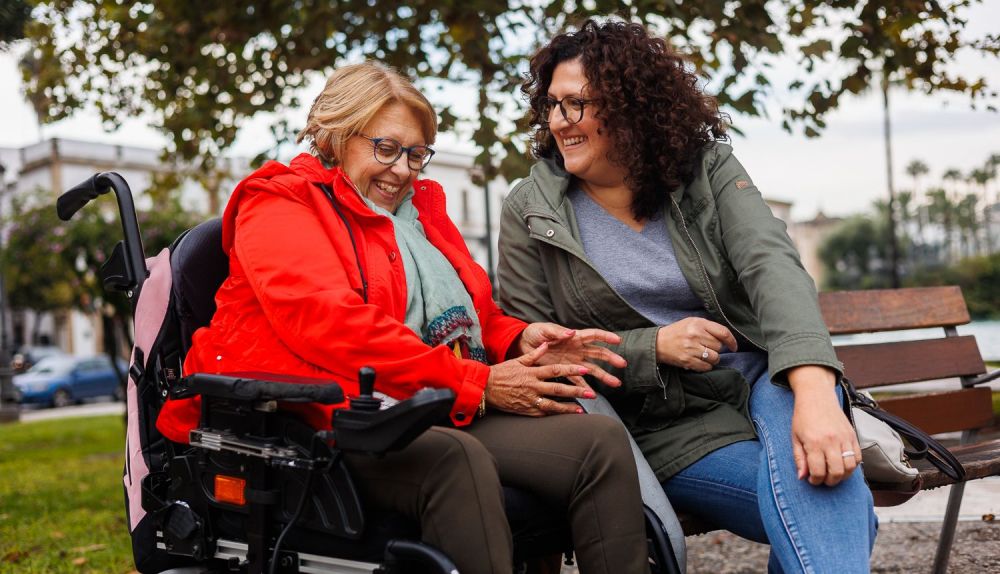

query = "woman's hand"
[655,318,738,371]
[516,322,627,388]
[788,365,862,487]
[487,343,596,416]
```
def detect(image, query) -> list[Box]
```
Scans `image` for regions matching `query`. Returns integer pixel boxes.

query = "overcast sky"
[1,4,998,220]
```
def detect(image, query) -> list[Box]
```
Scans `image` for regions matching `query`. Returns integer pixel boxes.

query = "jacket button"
[420,186,426,191]
[389,251,397,262]
[545,229,555,237]
[455,412,466,422]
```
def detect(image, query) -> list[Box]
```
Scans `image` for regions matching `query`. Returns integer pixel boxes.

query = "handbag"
[841,378,965,505]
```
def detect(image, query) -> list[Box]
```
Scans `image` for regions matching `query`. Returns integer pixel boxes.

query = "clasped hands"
[485,322,626,416]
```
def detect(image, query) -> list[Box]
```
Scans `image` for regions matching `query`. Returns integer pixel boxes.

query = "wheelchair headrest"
[170,218,228,352]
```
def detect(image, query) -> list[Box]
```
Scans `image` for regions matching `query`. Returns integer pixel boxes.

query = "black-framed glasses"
[357,134,435,170]
[540,95,593,125]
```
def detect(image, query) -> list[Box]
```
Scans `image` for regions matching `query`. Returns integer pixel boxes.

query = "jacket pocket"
[680,367,749,407]
[628,369,686,432]
[630,367,749,433]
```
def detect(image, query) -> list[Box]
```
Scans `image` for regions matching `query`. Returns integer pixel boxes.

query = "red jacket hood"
[222,153,451,253]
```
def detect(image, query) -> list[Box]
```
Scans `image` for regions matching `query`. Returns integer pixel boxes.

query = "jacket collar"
[526,159,574,214]
[527,157,689,212]
[289,152,338,185]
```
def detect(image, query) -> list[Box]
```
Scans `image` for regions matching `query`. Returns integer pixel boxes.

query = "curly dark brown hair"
[523,19,729,220]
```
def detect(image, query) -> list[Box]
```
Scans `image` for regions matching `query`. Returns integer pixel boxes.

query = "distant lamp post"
[0,162,20,422]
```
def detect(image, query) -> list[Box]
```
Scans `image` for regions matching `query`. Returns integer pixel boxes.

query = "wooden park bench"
[680,286,1000,574]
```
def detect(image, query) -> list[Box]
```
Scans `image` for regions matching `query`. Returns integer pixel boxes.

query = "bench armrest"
[969,368,1000,386]
[172,372,345,405]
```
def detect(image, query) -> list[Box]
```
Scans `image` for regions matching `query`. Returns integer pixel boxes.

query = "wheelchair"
[57,172,683,574]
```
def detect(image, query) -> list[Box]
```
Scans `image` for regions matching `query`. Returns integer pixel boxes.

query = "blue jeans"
[662,369,878,573]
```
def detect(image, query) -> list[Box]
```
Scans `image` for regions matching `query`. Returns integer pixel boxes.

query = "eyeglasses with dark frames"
[539,95,594,125]
[357,134,435,170]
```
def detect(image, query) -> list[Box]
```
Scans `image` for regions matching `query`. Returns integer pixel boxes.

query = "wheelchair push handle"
[56,172,148,299]
[57,174,107,221]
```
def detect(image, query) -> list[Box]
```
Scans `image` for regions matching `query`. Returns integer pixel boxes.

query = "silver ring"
[841,450,857,458]
[534,397,544,409]
[701,347,710,360]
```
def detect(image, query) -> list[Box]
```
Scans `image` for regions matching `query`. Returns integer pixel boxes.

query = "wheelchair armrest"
[172,372,345,405]
[333,388,455,454]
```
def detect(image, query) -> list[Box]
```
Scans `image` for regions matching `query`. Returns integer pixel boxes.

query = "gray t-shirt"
[570,188,767,382]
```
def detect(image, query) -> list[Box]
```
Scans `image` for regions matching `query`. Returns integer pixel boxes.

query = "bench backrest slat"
[836,336,986,388]
[819,286,971,335]
[878,388,994,435]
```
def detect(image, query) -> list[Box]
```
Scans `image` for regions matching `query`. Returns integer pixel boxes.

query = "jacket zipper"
[668,196,766,352]
[523,210,669,398]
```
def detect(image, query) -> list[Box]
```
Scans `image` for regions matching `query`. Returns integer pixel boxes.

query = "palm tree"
[943,168,964,194]
[906,160,930,188]
[896,190,915,265]
[969,168,992,254]
[981,157,998,253]
[926,188,954,263]
[905,160,930,247]
[939,168,965,261]
[956,193,981,257]
[987,154,1000,171]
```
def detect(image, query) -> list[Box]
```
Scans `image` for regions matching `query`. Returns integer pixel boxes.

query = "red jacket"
[156,153,526,443]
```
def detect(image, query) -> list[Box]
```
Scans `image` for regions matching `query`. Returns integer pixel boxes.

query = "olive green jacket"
[497,143,843,480]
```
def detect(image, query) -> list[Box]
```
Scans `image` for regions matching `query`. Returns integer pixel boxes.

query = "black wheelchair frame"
[57,172,682,574]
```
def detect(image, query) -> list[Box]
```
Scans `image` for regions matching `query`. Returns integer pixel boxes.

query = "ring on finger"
[841,450,857,458]
[534,397,545,409]
[701,347,710,360]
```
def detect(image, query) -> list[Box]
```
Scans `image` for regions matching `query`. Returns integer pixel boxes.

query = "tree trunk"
[103,312,127,386]
[116,313,134,349]
[881,70,901,287]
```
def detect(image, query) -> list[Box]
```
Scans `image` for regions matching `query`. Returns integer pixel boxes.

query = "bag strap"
[842,377,966,482]
[856,404,966,482]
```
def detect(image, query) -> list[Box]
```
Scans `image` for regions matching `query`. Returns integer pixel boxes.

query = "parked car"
[12,355,128,408]
[10,345,68,373]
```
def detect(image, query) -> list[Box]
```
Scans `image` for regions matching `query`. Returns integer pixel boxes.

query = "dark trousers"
[344,412,649,574]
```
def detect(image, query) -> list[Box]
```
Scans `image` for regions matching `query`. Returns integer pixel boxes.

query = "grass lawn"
[0,415,135,573]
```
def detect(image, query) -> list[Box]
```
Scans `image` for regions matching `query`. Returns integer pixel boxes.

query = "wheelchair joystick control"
[350,366,381,412]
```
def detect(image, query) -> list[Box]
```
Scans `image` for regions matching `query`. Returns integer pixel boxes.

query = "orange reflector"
[214,474,246,506]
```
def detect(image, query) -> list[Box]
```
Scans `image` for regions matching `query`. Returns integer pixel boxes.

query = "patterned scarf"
[365,193,488,364]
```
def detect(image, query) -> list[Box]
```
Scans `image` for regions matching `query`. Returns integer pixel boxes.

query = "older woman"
[498,20,877,573]
[155,61,650,574]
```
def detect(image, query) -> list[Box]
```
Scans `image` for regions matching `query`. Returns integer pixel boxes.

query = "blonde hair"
[296,62,437,164]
